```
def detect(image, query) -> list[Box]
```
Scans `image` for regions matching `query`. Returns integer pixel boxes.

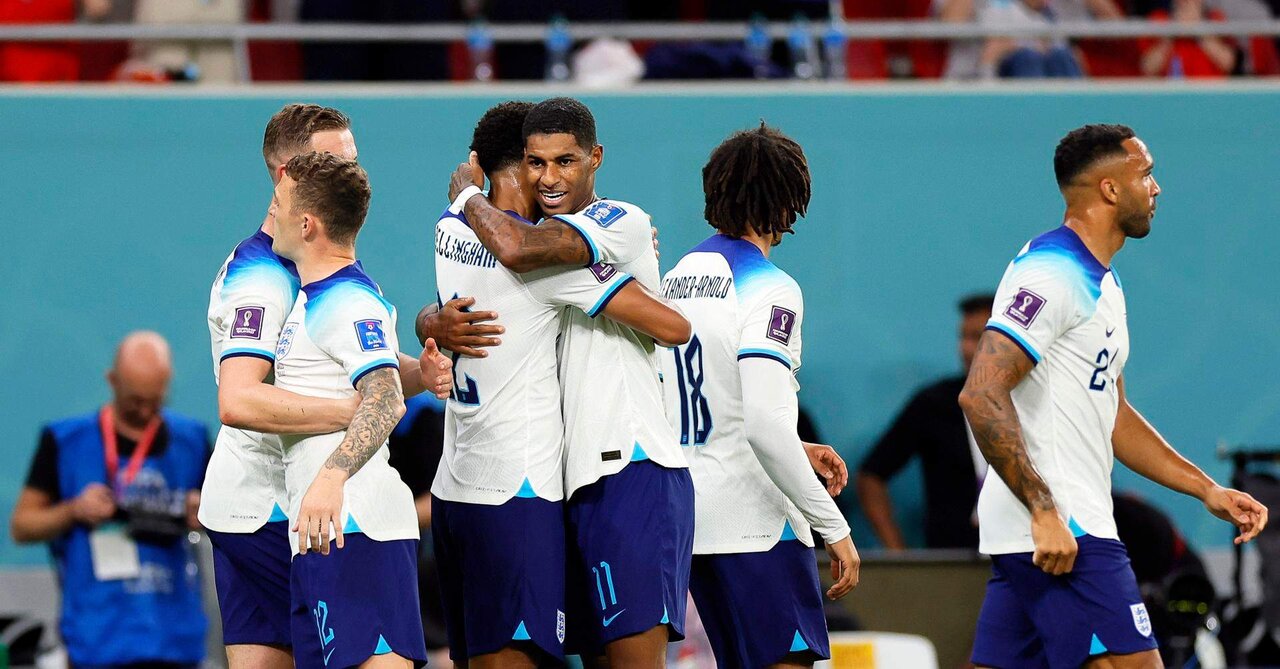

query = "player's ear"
[1099,177,1120,205]
[590,144,603,170]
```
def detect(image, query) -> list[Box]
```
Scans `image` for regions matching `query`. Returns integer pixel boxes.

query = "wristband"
[448,185,483,214]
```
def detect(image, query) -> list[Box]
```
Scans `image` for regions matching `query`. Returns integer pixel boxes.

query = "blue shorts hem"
[208,522,293,648]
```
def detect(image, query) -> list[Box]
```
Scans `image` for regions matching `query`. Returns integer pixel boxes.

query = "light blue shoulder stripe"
[985,321,1043,364]
[552,214,602,265]
[586,274,634,317]
[737,347,792,370]
[221,346,275,361]
[349,359,398,386]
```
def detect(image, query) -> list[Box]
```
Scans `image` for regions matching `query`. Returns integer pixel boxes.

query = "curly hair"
[1054,124,1136,189]
[702,123,811,239]
[283,152,371,247]
[262,103,351,172]
[470,101,534,175]
[522,97,597,150]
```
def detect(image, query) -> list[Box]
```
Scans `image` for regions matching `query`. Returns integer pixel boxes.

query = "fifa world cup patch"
[231,306,265,339]
[1131,603,1152,637]
[589,262,617,283]
[354,319,389,351]
[583,201,626,228]
[767,305,797,344]
[1004,288,1047,329]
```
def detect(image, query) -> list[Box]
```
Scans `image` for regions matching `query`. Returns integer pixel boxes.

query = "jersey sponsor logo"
[230,306,265,340]
[556,609,566,644]
[583,201,626,228]
[1131,602,1152,637]
[767,305,797,345]
[589,262,617,283]
[1004,288,1047,329]
[354,319,389,351]
[276,322,298,358]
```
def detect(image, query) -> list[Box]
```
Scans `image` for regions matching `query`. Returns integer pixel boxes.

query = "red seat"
[1251,36,1280,76]
[843,0,891,79]
[902,0,946,78]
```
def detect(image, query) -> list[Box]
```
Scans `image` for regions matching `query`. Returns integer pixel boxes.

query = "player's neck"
[1063,210,1124,268]
[739,230,774,258]
[295,245,357,286]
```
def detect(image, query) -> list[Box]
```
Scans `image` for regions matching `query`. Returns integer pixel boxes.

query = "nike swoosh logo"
[323,648,335,666]
[602,609,627,627]
[1106,327,1116,337]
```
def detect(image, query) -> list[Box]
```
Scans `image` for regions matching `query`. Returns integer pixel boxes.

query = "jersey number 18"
[671,335,713,446]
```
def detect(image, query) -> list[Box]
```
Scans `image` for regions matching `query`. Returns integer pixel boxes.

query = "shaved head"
[108,331,172,430]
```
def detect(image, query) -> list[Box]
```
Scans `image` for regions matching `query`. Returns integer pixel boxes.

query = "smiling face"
[523,132,603,216]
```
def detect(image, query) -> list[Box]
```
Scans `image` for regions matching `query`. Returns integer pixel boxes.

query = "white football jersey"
[552,200,688,498]
[978,226,1129,555]
[662,234,835,554]
[200,229,295,533]
[273,263,418,553]
[431,207,636,506]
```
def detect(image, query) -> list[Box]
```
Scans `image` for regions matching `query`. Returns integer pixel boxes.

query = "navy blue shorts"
[689,539,830,669]
[208,521,292,647]
[432,495,566,662]
[289,534,426,669]
[972,535,1159,669]
[565,461,694,655]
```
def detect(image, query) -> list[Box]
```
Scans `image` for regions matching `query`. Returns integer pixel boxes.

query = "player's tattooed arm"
[323,367,406,477]
[294,367,405,554]
[449,155,591,273]
[463,195,592,273]
[957,331,1055,513]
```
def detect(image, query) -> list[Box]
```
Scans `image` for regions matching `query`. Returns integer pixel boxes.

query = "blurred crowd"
[0,0,1276,84]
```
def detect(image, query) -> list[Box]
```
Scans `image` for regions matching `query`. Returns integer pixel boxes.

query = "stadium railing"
[2,20,1279,82]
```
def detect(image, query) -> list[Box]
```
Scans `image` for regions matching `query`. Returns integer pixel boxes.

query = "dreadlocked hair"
[702,122,811,239]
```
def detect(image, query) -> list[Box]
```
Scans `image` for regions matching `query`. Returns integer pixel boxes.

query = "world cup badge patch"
[231,306,264,340]
[1131,602,1152,637]
[354,319,389,351]
[1004,288,1046,329]
[767,305,797,345]
[588,262,617,283]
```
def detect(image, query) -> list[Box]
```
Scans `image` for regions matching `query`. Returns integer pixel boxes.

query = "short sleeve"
[551,200,653,266]
[310,288,400,388]
[985,255,1083,364]
[737,279,804,380]
[217,263,297,364]
[24,428,61,499]
[522,262,635,318]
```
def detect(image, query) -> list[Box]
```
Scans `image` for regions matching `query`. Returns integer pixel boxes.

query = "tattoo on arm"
[961,331,1057,513]
[464,196,591,271]
[323,368,403,476]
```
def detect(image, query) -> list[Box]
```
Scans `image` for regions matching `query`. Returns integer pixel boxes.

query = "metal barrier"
[1,20,1278,84]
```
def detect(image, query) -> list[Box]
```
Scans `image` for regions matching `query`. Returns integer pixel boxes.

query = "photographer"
[10,331,209,669]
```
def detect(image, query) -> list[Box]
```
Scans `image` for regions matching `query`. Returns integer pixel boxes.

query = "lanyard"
[99,405,161,491]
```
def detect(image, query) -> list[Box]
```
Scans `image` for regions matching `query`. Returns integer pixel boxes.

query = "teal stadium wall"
[2,87,1277,566]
